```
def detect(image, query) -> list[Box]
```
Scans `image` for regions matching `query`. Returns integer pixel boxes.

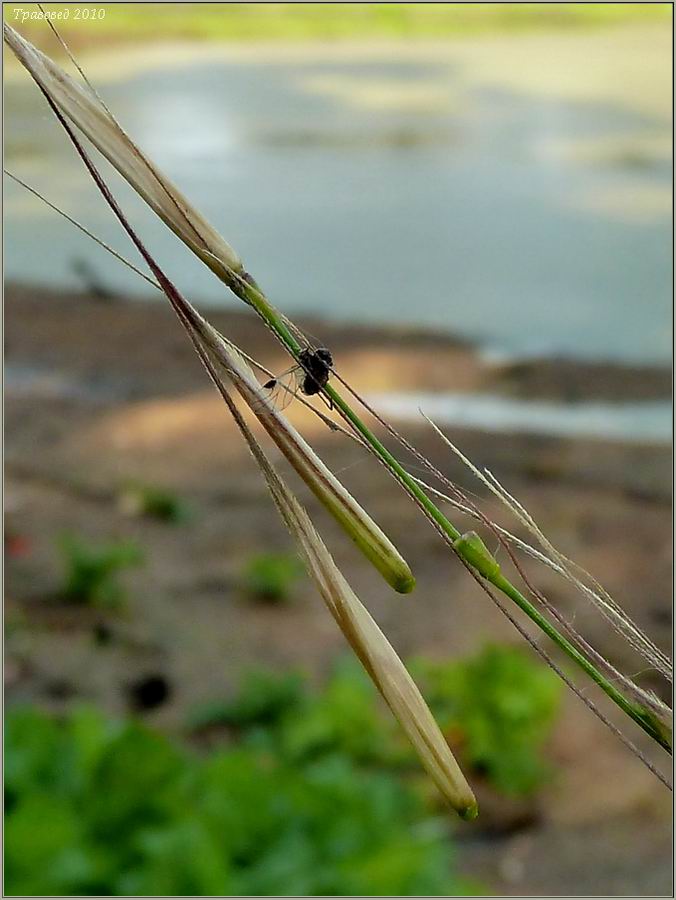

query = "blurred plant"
[414,645,561,796]
[58,534,143,609]
[188,662,403,768]
[189,649,561,796]
[5,704,477,897]
[241,552,305,603]
[118,483,191,524]
[275,659,402,766]
[188,668,305,730]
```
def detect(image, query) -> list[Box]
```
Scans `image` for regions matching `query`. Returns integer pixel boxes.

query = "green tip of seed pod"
[458,802,479,821]
[372,556,415,593]
[350,524,415,594]
[394,571,416,594]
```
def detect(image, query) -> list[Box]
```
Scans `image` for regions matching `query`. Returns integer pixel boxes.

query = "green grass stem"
[234,273,671,755]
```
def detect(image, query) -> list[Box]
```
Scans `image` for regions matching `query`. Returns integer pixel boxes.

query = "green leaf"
[5,793,102,895]
[241,552,304,603]
[188,668,305,730]
[118,819,232,896]
[84,723,187,840]
[416,645,561,795]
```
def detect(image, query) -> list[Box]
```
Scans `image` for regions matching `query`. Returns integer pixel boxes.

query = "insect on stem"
[263,346,334,411]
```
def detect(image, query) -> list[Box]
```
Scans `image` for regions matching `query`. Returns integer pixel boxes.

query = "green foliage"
[414,645,561,795]
[5,704,472,897]
[187,668,305,730]
[5,647,560,895]
[120,483,191,524]
[241,552,304,603]
[275,659,403,767]
[58,534,143,608]
[194,652,560,793]
[188,659,403,768]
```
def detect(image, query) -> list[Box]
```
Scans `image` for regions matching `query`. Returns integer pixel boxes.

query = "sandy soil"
[4,283,672,896]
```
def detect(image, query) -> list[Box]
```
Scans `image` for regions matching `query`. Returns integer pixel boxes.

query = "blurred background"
[4,4,672,896]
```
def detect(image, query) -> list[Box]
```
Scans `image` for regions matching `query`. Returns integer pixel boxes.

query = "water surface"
[370,392,672,444]
[4,31,672,364]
